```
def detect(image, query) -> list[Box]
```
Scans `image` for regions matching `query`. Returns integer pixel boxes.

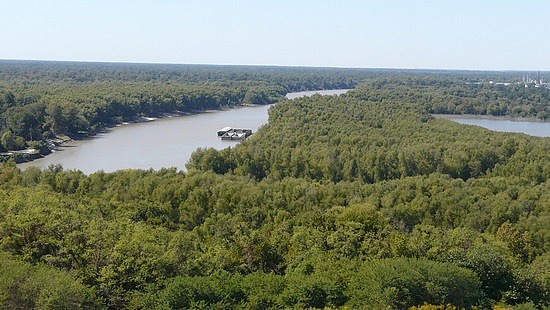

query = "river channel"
[18,89,548,174]
[18,89,350,174]
[436,115,550,138]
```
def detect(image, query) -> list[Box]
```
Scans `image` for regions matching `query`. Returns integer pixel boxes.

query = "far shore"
[116,103,268,125]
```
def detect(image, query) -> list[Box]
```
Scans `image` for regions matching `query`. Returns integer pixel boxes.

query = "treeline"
[1,82,549,308]
[354,77,550,119]
[1,83,281,135]
[0,60,367,87]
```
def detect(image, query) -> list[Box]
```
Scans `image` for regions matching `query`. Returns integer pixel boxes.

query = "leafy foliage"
[0,251,103,309]
[1,63,549,308]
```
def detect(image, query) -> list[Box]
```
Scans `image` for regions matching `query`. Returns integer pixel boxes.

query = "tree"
[346,258,487,309]
[1,131,17,151]
[0,251,103,309]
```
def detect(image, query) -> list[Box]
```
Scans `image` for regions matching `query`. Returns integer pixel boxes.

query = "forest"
[0,61,549,309]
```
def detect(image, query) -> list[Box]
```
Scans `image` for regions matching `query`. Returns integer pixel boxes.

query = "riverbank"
[16,103,275,173]
[123,103,269,123]
[14,90,349,167]
[22,104,269,163]
[16,89,351,173]
[0,149,42,163]
[286,89,352,100]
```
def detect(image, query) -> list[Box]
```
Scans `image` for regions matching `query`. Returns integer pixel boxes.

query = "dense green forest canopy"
[1,64,549,309]
[354,77,550,119]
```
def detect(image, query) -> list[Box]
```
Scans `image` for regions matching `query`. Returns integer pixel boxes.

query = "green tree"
[1,131,16,151]
[0,251,103,309]
[346,258,487,309]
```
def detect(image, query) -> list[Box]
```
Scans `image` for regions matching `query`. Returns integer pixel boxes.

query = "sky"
[0,0,548,71]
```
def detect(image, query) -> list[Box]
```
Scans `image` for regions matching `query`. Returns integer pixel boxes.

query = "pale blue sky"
[0,0,548,70]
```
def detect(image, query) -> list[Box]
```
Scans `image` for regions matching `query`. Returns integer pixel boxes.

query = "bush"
[0,251,103,309]
[346,257,487,309]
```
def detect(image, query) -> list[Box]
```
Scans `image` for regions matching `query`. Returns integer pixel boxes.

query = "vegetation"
[0,251,102,309]
[0,61,549,309]
[354,78,550,120]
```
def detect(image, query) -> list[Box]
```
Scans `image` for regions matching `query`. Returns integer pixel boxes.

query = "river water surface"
[437,115,550,138]
[18,89,350,174]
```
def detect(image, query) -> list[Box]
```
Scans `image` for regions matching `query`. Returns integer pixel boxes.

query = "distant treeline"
[355,77,550,120]
[0,81,548,309]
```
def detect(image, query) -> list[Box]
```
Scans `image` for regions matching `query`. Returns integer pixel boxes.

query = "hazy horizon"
[2,58,550,74]
[1,1,549,71]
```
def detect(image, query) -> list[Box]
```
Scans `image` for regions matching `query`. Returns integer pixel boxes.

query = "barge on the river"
[217,127,253,140]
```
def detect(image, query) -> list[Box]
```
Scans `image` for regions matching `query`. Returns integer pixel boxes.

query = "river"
[19,90,548,174]
[436,115,550,138]
[18,89,351,174]
[285,89,350,99]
